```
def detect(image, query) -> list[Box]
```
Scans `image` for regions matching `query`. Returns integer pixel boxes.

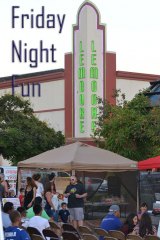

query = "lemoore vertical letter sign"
[73,1,105,138]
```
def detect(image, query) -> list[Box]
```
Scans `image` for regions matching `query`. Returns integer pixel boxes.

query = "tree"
[0,94,65,165]
[94,91,160,161]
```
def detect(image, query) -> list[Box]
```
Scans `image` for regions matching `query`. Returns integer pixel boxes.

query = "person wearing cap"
[100,204,122,238]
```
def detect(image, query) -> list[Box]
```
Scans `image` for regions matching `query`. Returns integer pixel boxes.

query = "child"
[58,193,68,209]
[58,202,70,223]
[19,188,25,206]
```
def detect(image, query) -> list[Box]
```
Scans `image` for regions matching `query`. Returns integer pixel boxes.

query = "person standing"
[19,188,25,207]
[0,176,4,201]
[0,173,9,197]
[58,202,70,223]
[44,183,58,221]
[24,177,37,209]
[48,172,56,194]
[33,173,44,199]
[64,176,87,229]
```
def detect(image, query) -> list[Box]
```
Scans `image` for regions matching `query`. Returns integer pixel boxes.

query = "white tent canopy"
[18,142,137,172]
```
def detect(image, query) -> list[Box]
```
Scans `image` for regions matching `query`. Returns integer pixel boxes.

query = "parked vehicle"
[82,177,108,193]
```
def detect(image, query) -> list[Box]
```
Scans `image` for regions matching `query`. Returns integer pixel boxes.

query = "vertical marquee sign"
[73,1,105,138]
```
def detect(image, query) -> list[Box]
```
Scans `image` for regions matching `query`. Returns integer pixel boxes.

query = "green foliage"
[94,92,160,161]
[0,94,65,165]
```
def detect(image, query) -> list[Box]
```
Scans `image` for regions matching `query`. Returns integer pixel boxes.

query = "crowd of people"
[100,202,157,238]
[0,172,159,239]
[1,173,88,239]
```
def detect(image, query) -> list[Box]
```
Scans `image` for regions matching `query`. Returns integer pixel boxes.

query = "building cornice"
[116,71,160,82]
[0,69,64,89]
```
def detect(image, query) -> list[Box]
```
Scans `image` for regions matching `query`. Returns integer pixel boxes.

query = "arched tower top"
[75,0,102,30]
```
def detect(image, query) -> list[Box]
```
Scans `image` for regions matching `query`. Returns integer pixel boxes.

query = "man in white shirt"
[27,204,50,236]
[32,174,44,198]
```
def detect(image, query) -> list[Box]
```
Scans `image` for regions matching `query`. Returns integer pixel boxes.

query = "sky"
[0,0,160,78]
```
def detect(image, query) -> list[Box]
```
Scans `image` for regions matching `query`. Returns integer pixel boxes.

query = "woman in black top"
[24,177,37,209]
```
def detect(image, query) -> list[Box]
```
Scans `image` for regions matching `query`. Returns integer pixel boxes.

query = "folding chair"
[82,233,99,240]
[79,226,93,235]
[49,221,62,236]
[109,230,125,240]
[20,225,27,230]
[126,234,143,240]
[27,227,42,237]
[31,234,44,240]
[94,227,109,238]
[144,236,160,240]
[62,223,81,238]
[62,231,80,240]
[42,229,59,240]
[49,221,61,231]
[104,237,118,240]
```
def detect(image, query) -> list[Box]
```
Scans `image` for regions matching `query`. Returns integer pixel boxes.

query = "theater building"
[0,1,160,143]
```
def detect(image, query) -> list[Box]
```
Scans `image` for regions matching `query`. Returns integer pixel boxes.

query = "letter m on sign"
[90,67,98,79]
[78,67,86,79]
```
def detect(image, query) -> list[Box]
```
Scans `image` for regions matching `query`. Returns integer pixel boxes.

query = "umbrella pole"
[137,171,140,212]
[72,170,76,176]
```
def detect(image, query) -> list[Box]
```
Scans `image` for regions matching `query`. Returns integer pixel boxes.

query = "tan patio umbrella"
[18,142,137,172]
